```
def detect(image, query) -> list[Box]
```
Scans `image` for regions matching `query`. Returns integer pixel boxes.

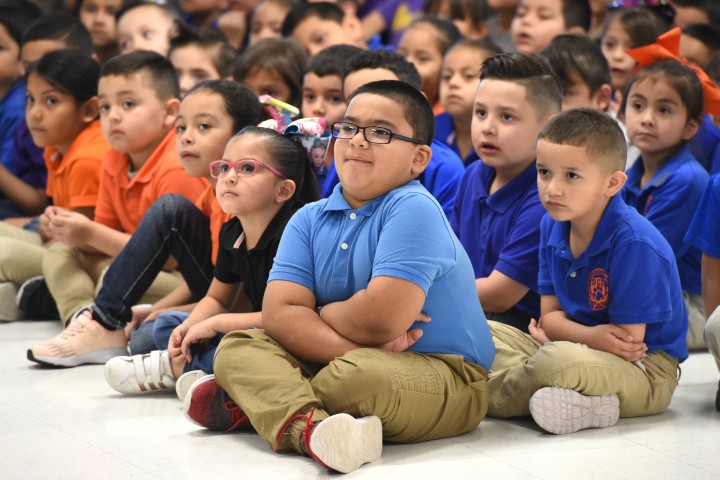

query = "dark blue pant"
[93,194,214,331]
[153,311,221,374]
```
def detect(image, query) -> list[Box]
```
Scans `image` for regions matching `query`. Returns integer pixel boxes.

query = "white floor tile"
[2,320,719,479]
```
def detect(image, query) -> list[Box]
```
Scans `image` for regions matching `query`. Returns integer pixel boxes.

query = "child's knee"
[705,307,720,361]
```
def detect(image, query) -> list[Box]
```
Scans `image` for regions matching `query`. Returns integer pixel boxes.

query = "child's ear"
[593,84,612,112]
[681,117,701,141]
[276,179,297,203]
[410,144,432,176]
[80,97,100,123]
[606,170,627,196]
[163,97,181,128]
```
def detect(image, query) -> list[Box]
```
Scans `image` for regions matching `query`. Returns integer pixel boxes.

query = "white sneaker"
[0,282,21,321]
[529,387,620,435]
[307,414,383,473]
[27,314,128,367]
[176,370,209,401]
[105,349,176,394]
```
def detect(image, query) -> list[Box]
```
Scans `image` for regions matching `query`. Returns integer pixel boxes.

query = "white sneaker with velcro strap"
[104,349,176,394]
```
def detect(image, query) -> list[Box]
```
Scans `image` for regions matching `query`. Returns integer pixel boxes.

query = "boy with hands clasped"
[488,108,687,435]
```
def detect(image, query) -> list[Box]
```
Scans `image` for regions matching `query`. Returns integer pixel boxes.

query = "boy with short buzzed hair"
[281,1,368,56]
[453,52,559,331]
[183,80,495,474]
[169,27,235,98]
[301,44,364,186]
[321,49,465,218]
[27,51,206,367]
[489,108,687,435]
[511,0,591,54]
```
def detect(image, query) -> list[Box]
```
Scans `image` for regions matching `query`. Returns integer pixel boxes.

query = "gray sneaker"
[529,387,620,434]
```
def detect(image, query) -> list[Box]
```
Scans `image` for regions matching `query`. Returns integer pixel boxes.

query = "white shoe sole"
[529,387,620,435]
[28,346,128,368]
[310,414,382,473]
[176,370,210,402]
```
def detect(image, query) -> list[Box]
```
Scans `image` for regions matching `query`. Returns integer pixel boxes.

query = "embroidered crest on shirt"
[587,268,609,311]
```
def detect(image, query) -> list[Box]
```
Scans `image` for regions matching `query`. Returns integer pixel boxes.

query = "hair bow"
[625,27,720,117]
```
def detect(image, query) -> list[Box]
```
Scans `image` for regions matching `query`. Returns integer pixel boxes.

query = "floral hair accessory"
[626,27,720,116]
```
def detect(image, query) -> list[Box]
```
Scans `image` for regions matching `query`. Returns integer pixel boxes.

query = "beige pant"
[214,329,489,454]
[487,321,679,418]
[685,291,707,351]
[42,242,181,323]
[0,221,44,284]
[705,306,720,363]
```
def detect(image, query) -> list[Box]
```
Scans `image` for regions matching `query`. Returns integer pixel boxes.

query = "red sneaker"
[182,375,250,432]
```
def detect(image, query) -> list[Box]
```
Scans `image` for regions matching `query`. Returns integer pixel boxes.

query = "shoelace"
[57,321,86,340]
[223,400,248,432]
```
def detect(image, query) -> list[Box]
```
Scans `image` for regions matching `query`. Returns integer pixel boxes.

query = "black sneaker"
[16,276,60,320]
[715,381,720,412]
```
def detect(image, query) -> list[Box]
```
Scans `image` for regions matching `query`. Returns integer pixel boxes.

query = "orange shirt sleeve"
[65,157,102,209]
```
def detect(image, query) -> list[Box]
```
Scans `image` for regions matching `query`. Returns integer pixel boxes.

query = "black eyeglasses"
[330,121,424,145]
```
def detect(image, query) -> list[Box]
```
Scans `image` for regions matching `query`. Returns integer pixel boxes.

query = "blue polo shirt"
[691,115,720,174]
[538,194,688,362]
[435,112,480,166]
[621,143,709,295]
[0,80,25,170]
[451,160,543,319]
[685,174,720,258]
[320,139,465,220]
[269,180,496,370]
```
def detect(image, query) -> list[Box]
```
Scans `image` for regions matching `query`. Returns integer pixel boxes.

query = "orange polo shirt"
[94,129,207,234]
[195,184,232,264]
[45,121,108,210]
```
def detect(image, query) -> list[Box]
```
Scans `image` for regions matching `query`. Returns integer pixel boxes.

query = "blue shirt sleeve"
[685,174,720,258]
[371,192,456,294]
[607,239,677,325]
[494,192,544,289]
[268,206,316,290]
[537,214,555,296]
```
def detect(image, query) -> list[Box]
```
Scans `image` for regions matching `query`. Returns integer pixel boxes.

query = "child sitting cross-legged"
[182,80,496,473]
[488,108,687,434]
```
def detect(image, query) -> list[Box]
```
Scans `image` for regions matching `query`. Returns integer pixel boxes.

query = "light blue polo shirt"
[538,194,688,361]
[451,160,544,319]
[269,180,496,369]
[622,143,709,295]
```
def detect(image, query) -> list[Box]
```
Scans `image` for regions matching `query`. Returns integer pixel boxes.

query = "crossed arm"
[263,276,427,364]
[530,295,647,362]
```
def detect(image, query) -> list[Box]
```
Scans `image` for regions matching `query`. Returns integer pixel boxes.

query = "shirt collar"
[322,180,415,216]
[626,143,693,193]
[473,161,538,213]
[547,194,627,259]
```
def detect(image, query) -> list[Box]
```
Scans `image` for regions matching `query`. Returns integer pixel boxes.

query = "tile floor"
[1,319,719,480]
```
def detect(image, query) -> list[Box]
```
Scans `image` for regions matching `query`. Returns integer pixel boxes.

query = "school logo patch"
[587,268,609,311]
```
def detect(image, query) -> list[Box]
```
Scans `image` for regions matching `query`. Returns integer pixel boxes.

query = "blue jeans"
[153,311,222,374]
[92,194,214,330]
[128,320,156,355]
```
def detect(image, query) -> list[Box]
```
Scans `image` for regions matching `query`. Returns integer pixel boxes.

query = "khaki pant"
[42,242,181,323]
[0,221,44,284]
[487,321,679,419]
[705,306,720,363]
[214,329,489,454]
[685,291,707,351]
